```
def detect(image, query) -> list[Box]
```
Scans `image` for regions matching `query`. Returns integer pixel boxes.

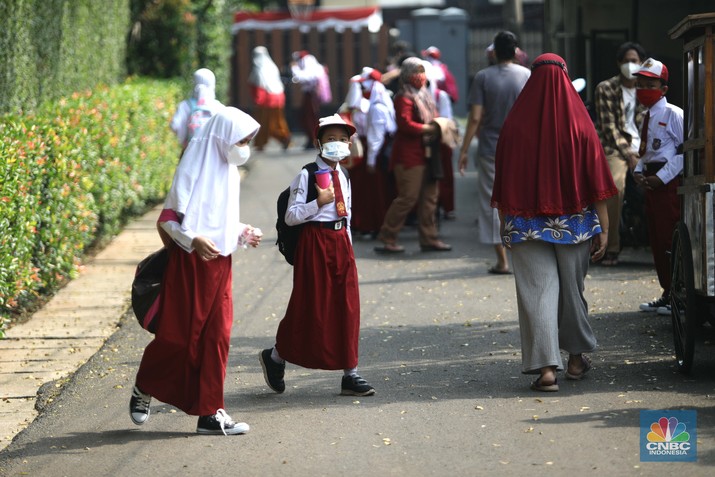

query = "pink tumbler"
[315,169,331,189]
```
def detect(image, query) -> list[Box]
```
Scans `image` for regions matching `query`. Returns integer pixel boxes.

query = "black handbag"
[131,247,169,333]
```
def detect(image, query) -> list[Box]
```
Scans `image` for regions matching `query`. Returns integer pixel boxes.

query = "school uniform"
[633,96,684,297]
[275,157,360,369]
[136,107,260,418]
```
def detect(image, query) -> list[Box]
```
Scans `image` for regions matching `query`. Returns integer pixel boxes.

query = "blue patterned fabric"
[503,208,602,246]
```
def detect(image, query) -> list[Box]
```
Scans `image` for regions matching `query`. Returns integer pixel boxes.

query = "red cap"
[635,58,669,82]
[421,46,441,60]
[355,67,382,83]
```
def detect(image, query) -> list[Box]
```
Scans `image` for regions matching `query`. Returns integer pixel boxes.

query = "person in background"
[259,114,375,397]
[291,50,327,149]
[421,46,459,104]
[170,68,224,153]
[594,42,648,266]
[248,46,291,151]
[458,31,530,274]
[130,107,262,435]
[424,59,457,221]
[359,67,398,235]
[338,74,373,236]
[632,58,683,316]
[375,57,451,254]
[492,53,616,392]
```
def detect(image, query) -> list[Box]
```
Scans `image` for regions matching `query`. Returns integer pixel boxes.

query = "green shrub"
[0,78,182,330]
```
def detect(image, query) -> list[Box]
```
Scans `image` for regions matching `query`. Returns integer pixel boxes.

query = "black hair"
[493,31,518,62]
[616,42,647,62]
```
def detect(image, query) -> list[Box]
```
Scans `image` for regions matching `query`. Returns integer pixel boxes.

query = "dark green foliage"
[0,0,129,114]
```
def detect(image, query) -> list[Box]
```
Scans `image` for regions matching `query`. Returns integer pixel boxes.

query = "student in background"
[632,58,683,316]
[249,46,291,151]
[170,68,224,152]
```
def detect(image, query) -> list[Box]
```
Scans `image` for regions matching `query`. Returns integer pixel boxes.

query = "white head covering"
[345,76,364,110]
[369,81,397,134]
[165,107,260,256]
[248,46,284,94]
[193,68,216,100]
[295,53,325,80]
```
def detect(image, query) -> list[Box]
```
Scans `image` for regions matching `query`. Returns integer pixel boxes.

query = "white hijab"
[165,107,260,256]
[248,46,284,94]
[192,68,217,100]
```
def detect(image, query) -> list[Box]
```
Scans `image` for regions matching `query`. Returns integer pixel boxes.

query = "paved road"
[1,141,714,476]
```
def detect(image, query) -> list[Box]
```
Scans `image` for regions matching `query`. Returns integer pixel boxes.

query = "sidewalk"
[0,204,165,452]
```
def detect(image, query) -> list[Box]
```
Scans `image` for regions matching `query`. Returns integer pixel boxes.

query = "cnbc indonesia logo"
[640,411,696,462]
[646,417,691,454]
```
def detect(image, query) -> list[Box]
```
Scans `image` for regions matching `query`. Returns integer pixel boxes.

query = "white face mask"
[620,62,639,80]
[227,144,250,166]
[319,141,351,161]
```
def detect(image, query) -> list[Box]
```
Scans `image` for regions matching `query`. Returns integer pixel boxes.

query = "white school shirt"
[285,156,352,242]
[633,97,684,185]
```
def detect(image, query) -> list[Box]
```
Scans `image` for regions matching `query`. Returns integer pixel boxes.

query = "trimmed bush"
[0,78,182,327]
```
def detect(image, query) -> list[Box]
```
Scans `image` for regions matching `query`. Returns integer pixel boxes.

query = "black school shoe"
[341,375,376,396]
[129,385,152,425]
[259,348,286,393]
[196,409,249,435]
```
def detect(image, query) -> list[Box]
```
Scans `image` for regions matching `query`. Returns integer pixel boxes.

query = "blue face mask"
[319,141,351,161]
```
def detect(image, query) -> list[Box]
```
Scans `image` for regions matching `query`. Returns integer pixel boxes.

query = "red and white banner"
[232,7,382,33]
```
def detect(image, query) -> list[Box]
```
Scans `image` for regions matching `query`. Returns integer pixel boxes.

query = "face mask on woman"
[620,62,639,80]
[319,141,351,161]
[408,73,427,89]
[227,144,251,166]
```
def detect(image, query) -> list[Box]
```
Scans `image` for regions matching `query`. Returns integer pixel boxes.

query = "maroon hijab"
[491,53,616,216]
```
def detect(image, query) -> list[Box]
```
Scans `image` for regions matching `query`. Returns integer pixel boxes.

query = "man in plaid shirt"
[594,42,648,266]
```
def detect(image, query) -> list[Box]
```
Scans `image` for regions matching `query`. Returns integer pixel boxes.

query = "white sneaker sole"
[197,423,250,435]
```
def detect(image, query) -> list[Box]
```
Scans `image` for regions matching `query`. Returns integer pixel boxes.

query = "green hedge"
[0,78,182,329]
[0,0,129,114]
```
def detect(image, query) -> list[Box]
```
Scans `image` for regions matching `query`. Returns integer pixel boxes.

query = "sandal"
[565,354,592,380]
[530,376,559,392]
[601,252,619,266]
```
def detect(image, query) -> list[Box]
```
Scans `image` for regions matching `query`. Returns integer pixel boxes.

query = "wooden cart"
[668,13,715,373]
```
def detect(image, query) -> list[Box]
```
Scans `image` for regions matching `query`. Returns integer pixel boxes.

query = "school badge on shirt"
[652,138,661,150]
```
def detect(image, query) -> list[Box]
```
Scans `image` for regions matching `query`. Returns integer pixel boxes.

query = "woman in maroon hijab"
[492,54,617,392]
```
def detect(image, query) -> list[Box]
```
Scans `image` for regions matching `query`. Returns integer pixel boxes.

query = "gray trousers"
[510,240,597,374]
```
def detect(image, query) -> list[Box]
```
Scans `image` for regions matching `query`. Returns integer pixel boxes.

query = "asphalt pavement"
[1,137,714,476]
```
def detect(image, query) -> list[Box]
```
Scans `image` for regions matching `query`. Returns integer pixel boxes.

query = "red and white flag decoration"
[232,7,382,33]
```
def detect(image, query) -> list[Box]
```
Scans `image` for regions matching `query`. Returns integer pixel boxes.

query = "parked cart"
[668,13,715,373]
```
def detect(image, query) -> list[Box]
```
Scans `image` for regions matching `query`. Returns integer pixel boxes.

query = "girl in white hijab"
[170,68,225,149]
[131,107,262,436]
[248,47,291,151]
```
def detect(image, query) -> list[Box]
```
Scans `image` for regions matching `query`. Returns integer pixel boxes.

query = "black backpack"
[131,247,169,333]
[275,162,349,265]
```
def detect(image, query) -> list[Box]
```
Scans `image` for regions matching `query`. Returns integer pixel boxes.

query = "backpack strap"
[303,162,320,203]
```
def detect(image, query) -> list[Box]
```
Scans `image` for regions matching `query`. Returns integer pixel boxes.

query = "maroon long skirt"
[136,246,233,416]
[276,224,360,369]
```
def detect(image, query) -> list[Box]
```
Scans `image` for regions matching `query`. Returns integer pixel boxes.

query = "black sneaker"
[259,348,285,393]
[196,409,249,435]
[639,296,669,312]
[129,385,151,425]
[341,375,375,396]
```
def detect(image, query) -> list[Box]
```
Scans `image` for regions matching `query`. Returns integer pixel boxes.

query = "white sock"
[343,368,358,377]
[271,347,285,364]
